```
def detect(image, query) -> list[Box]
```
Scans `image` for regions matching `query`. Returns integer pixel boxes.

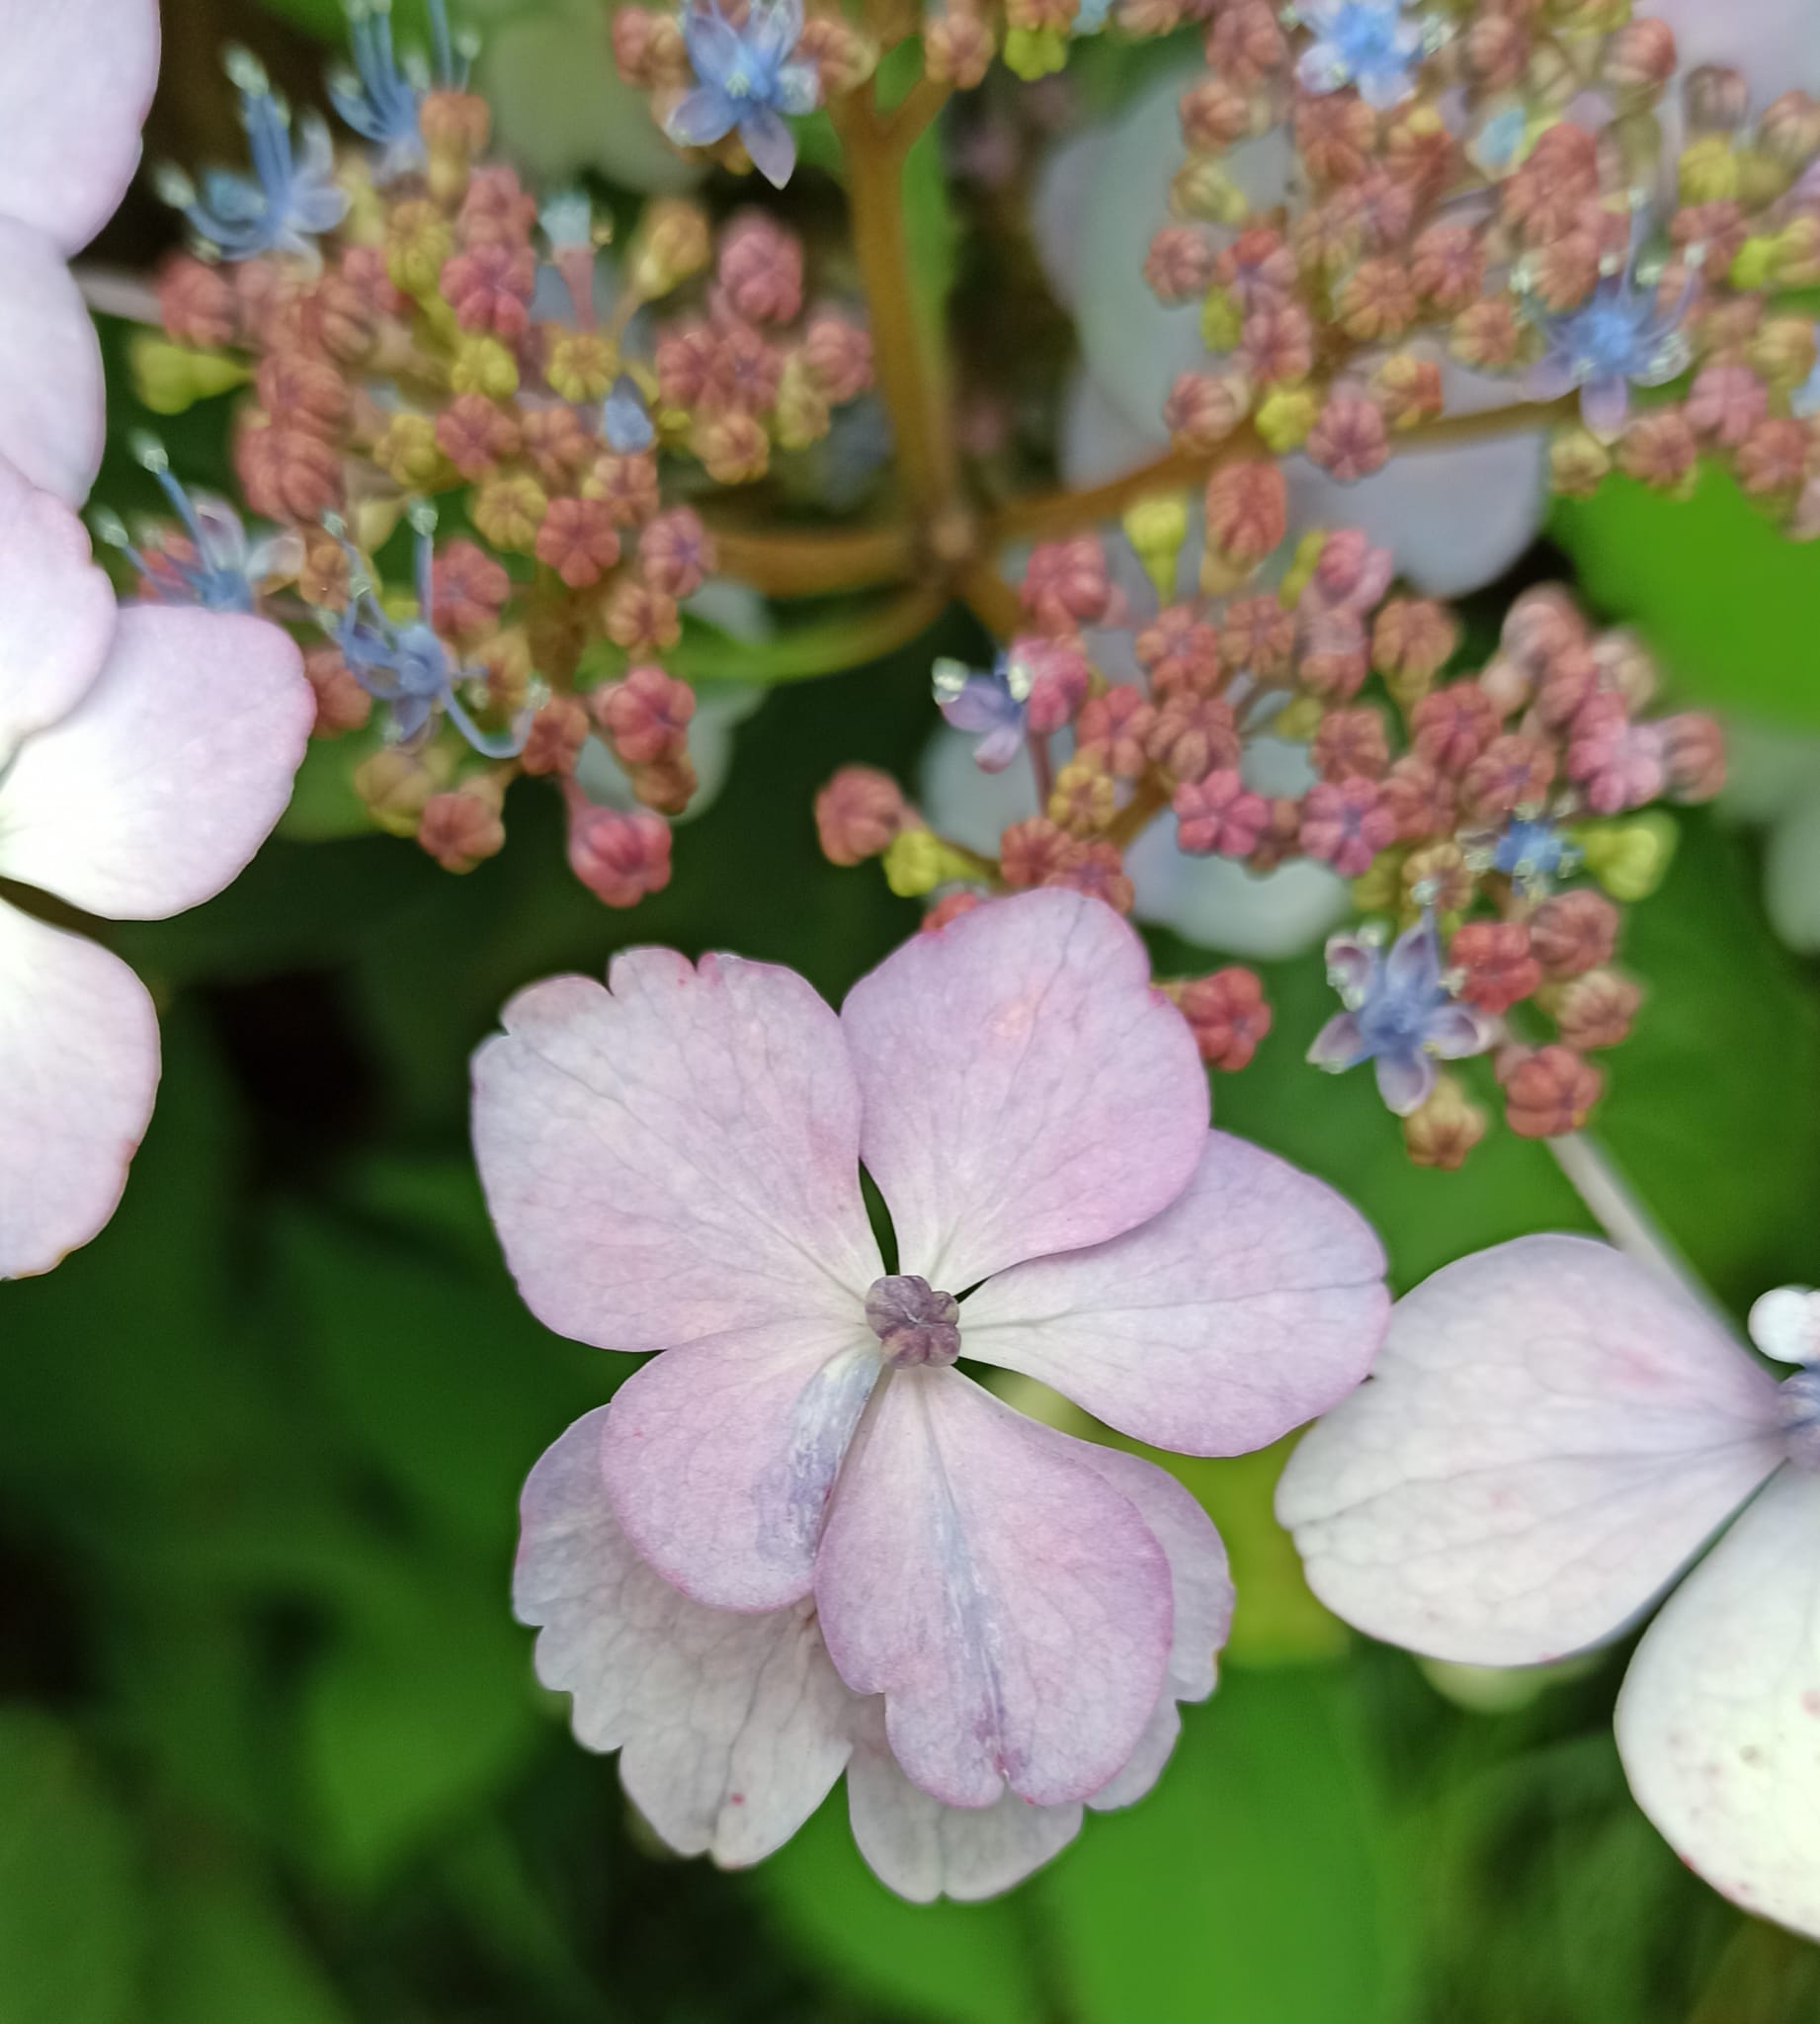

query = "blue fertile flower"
[328,0,467,182]
[602,375,657,455]
[158,49,350,264]
[666,0,820,191]
[933,651,1033,774]
[1295,0,1427,112]
[97,442,302,614]
[322,508,526,758]
[1307,914,1492,1116]
[1524,224,1696,441]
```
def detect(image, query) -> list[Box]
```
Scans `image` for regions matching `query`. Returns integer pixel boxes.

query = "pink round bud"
[925,7,993,87]
[1372,597,1457,692]
[1298,777,1395,877]
[432,540,511,640]
[1503,1045,1602,1138]
[602,580,681,654]
[587,452,661,529]
[1173,769,1269,856]
[595,663,695,767]
[566,797,673,907]
[1410,682,1500,772]
[1530,889,1619,978]
[1144,226,1216,303]
[1075,687,1158,781]
[441,239,536,339]
[418,785,507,873]
[1659,713,1726,801]
[1450,919,1541,1015]
[1311,706,1390,782]
[1379,753,1454,840]
[1296,608,1370,703]
[999,816,1081,889]
[1018,635,1092,734]
[1163,371,1249,455]
[435,392,521,480]
[303,645,372,737]
[520,695,590,778]
[1604,17,1676,93]
[802,312,873,402]
[1136,606,1223,699]
[1459,732,1556,821]
[814,765,906,866]
[1022,537,1113,632]
[1175,967,1273,1070]
[1147,692,1240,785]
[1687,364,1769,449]
[715,211,805,326]
[1306,389,1390,483]
[1204,461,1287,570]
[234,413,341,522]
[157,252,238,348]
[1221,595,1295,679]
[922,888,986,934]
[535,496,621,589]
[1045,838,1134,915]
[638,508,715,599]
[1554,969,1641,1052]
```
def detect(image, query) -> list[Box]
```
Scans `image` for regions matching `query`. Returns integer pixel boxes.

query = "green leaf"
[0,1712,145,2024]
[1549,468,1820,726]
[149,1868,352,2024]
[758,1794,1046,2024]
[1039,1669,1412,2024]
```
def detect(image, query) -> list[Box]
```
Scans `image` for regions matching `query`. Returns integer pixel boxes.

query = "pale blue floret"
[1791,325,1820,420]
[328,0,469,182]
[158,50,350,264]
[97,442,300,614]
[1307,914,1491,1116]
[933,651,1032,774]
[1072,0,1116,34]
[665,0,820,191]
[1295,0,1427,112]
[1524,223,1696,440]
[602,375,656,455]
[322,508,526,757]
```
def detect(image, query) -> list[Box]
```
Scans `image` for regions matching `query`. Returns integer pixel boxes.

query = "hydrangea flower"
[0,0,160,504]
[97,443,302,615]
[0,456,310,1278]
[1524,229,1696,442]
[933,650,1033,773]
[1278,1237,1820,1941]
[1294,0,1427,111]
[477,889,1387,1893]
[159,50,350,264]
[1308,915,1493,1115]
[665,0,820,191]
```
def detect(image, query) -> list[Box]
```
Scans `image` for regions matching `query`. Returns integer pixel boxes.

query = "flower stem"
[707,521,920,596]
[1545,1130,1731,1326]
[829,85,961,527]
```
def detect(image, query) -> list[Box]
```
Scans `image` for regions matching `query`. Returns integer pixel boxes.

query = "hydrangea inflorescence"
[133,10,873,902]
[816,480,1724,1160]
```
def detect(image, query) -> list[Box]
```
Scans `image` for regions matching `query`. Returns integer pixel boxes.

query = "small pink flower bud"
[1045,838,1134,915]
[1501,584,1587,673]
[1175,967,1273,1070]
[1687,363,1769,448]
[801,312,873,402]
[459,164,538,248]
[1312,706,1390,783]
[690,410,770,486]
[418,782,507,873]
[1048,754,1118,836]
[1451,920,1542,1015]
[535,496,621,589]
[1204,462,1286,572]
[638,509,715,599]
[1294,92,1374,186]
[1554,969,1641,1052]
[1566,695,1665,814]
[1144,226,1216,303]
[1174,770,1269,856]
[520,696,590,778]
[1503,1045,1602,1138]
[1683,63,1751,131]
[1147,692,1240,785]
[566,798,673,908]
[714,211,804,326]
[1075,688,1158,780]
[924,8,994,86]
[157,252,238,348]
[522,406,595,488]
[1616,409,1698,492]
[1337,258,1418,344]
[815,766,906,865]
[1450,296,1528,372]
[441,240,536,339]
[1409,222,1485,314]
[1736,418,1810,499]
[234,412,342,522]
[432,540,511,641]
[302,646,372,737]
[1530,889,1619,978]
[613,6,689,86]
[1306,389,1390,482]
[1296,608,1370,702]
[1136,607,1223,699]
[1221,595,1295,679]
[1312,528,1394,613]
[999,816,1080,889]
[595,664,695,767]
[630,754,698,815]
[1410,682,1499,772]
[1299,777,1395,877]
[586,452,662,529]
[1380,753,1454,839]
[1372,598,1457,699]
[602,580,681,654]
[1022,538,1112,632]
[1604,17,1676,93]
[1018,635,1091,733]
[1459,733,1556,820]
[435,392,521,480]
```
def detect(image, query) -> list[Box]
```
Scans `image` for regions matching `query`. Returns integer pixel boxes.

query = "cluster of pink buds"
[815,458,1721,1161]
[126,31,871,905]
[1123,7,1820,535]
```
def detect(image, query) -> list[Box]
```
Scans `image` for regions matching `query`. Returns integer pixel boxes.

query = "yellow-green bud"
[882,829,980,897]
[1199,287,1243,353]
[1122,492,1190,605]
[127,335,253,416]
[1577,812,1677,901]
[1256,386,1318,451]
[1003,25,1067,78]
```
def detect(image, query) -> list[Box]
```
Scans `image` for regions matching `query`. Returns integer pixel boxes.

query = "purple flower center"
[866,1275,962,1369]
[1779,1370,1820,1473]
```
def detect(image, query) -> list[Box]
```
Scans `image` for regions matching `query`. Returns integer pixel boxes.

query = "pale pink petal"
[1276,1236,1785,1665]
[840,889,1207,1290]
[963,1133,1388,1457]
[0,902,158,1279]
[0,454,116,755]
[845,1700,1085,1903]
[1615,1465,1820,1941]
[602,1326,879,1611]
[514,1407,855,1866]
[0,216,103,504]
[472,951,882,1353]
[0,606,309,918]
[814,1368,1173,1809]
[0,0,160,253]
[1085,1698,1185,1813]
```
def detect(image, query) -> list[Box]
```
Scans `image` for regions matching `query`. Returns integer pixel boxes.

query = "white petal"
[0,215,104,505]
[1616,1466,1820,1941]
[0,453,116,758]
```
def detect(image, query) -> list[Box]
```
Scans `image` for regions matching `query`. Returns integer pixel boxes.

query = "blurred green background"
[10,2,1820,2018]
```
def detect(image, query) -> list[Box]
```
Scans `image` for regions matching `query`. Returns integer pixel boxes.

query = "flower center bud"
[1779,1370,1820,1473]
[865,1275,961,1370]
